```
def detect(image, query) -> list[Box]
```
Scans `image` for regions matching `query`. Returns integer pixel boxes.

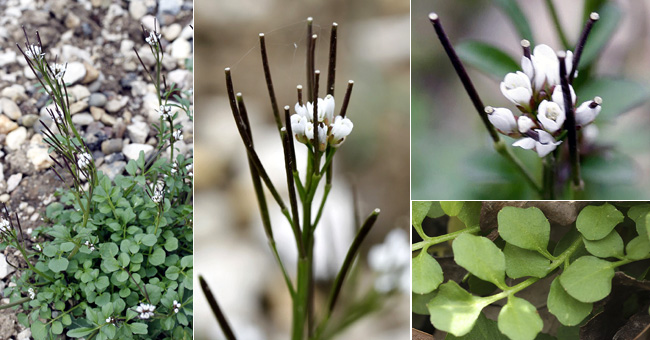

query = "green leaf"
[51,320,63,334]
[428,202,445,218]
[413,291,436,315]
[149,247,166,266]
[142,234,158,247]
[100,243,119,259]
[559,256,615,302]
[457,202,482,228]
[583,230,624,258]
[575,203,624,241]
[428,281,489,337]
[492,0,534,43]
[453,234,506,288]
[579,78,650,120]
[100,258,120,273]
[125,160,138,176]
[628,205,650,240]
[498,207,550,254]
[43,245,58,257]
[60,242,75,252]
[456,41,520,80]
[579,3,621,68]
[164,237,178,251]
[440,201,464,217]
[626,236,650,260]
[180,255,193,269]
[48,258,69,273]
[503,244,550,279]
[67,327,95,338]
[547,277,592,326]
[31,320,48,340]
[446,312,510,340]
[497,296,543,340]
[413,201,432,239]
[129,322,148,334]
[165,266,181,280]
[412,249,443,294]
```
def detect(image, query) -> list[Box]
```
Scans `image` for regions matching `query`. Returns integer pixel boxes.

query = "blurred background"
[194,0,410,339]
[412,0,650,199]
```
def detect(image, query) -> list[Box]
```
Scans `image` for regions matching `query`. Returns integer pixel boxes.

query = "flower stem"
[544,0,571,50]
[570,12,600,83]
[326,23,338,96]
[412,226,481,251]
[559,52,582,190]
[199,275,238,340]
[0,297,31,310]
[259,33,283,133]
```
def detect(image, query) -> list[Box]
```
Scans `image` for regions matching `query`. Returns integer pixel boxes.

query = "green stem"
[311,184,332,229]
[0,297,31,310]
[292,257,310,340]
[412,226,481,251]
[545,0,571,49]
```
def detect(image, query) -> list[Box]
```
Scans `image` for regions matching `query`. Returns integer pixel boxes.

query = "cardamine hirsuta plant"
[0,23,193,340]
[426,0,648,199]
[199,18,390,340]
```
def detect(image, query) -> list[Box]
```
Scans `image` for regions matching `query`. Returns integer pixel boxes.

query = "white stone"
[1,84,26,102]
[171,38,191,60]
[0,50,17,67]
[62,62,87,85]
[105,97,129,113]
[163,24,182,41]
[123,143,154,161]
[6,173,22,193]
[0,98,21,120]
[141,15,157,31]
[0,254,15,279]
[68,85,91,102]
[71,113,94,125]
[27,144,54,171]
[127,121,150,144]
[16,328,31,340]
[5,127,26,150]
[167,69,191,89]
[129,0,148,19]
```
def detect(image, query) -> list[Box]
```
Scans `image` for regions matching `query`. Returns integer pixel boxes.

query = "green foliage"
[491,0,534,44]
[413,202,650,340]
[455,41,520,79]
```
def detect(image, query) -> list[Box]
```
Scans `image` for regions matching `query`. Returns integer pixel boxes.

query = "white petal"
[517,116,535,133]
[521,56,535,81]
[551,85,576,108]
[537,100,565,133]
[575,101,601,126]
[513,137,536,150]
[487,107,517,133]
[323,95,335,123]
[535,141,558,157]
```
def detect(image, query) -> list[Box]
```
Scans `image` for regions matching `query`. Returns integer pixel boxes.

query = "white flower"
[25,44,44,60]
[135,303,156,319]
[158,105,171,119]
[526,45,575,91]
[0,218,10,233]
[145,31,161,46]
[513,129,562,157]
[84,240,95,251]
[173,300,181,313]
[77,153,92,170]
[290,114,308,142]
[551,85,576,110]
[537,100,565,133]
[329,116,353,147]
[368,229,410,294]
[575,97,602,126]
[151,179,165,203]
[517,116,536,133]
[304,123,328,151]
[53,63,67,84]
[295,95,336,124]
[34,244,41,251]
[173,130,183,141]
[500,71,532,107]
[28,288,36,300]
[486,106,517,134]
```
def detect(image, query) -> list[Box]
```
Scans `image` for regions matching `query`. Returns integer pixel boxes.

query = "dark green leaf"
[578,78,650,120]
[498,206,550,254]
[492,0,534,43]
[456,41,520,80]
[503,244,550,279]
[413,249,443,294]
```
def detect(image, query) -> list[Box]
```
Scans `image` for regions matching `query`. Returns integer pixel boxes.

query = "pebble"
[16,328,31,340]
[65,12,81,29]
[72,113,94,126]
[163,24,182,41]
[0,115,18,134]
[0,194,8,203]
[171,38,192,59]
[0,51,16,67]
[68,85,91,102]
[82,62,100,84]
[0,163,3,181]
[159,0,182,15]
[105,97,129,113]
[1,84,26,102]
[6,173,22,193]
[123,143,154,161]
[62,62,87,85]
[101,139,123,155]
[168,69,191,88]
[69,100,89,115]
[5,127,26,150]
[90,106,105,120]
[129,0,148,19]
[27,144,54,171]
[89,93,107,107]
[0,254,15,279]
[0,98,22,120]
[127,121,150,144]
[141,15,157,31]
[98,161,126,180]
[20,114,40,128]
[101,112,117,126]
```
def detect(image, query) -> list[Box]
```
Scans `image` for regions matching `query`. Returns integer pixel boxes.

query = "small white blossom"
[84,240,95,251]
[24,44,44,60]
[158,105,172,119]
[329,116,353,147]
[77,153,92,169]
[53,63,67,84]
[171,162,178,174]
[0,218,10,233]
[517,116,536,133]
[551,85,576,110]
[173,130,183,141]
[368,229,410,294]
[105,316,115,324]
[500,71,532,107]
[304,123,328,151]
[575,97,602,126]
[291,93,354,150]
[151,180,165,204]
[173,300,181,313]
[527,45,575,91]
[513,129,562,157]
[34,244,41,251]
[295,95,335,124]
[537,100,565,133]
[486,106,517,134]
[145,31,161,46]
[28,288,36,300]
[136,303,156,319]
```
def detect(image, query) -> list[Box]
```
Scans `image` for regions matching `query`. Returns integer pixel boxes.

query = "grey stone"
[129,0,148,19]
[101,139,123,155]
[163,23,182,41]
[105,97,129,113]
[123,143,154,161]
[68,85,91,102]
[5,127,26,150]
[98,161,126,180]
[159,0,182,15]
[1,84,26,102]
[88,93,107,107]
[127,121,150,144]
[6,173,22,193]
[0,254,15,279]
[0,98,22,120]
[20,114,40,128]
[69,100,89,115]
[71,113,94,126]
[0,51,16,67]
[17,328,31,340]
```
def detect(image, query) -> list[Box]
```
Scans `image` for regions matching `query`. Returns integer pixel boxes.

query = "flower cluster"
[77,153,92,169]
[24,44,44,61]
[487,41,602,157]
[151,179,165,204]
[145,31,161,46]
[28,287,36,300]
[290,94,353,151]
[0,218,10,233]
[136,303,156,319]
[172,300,181,313]
[105,316,115,324]
[158,104,171,119]
[53,63,67,84]
[84,240,95,251]
[173,130,183,141]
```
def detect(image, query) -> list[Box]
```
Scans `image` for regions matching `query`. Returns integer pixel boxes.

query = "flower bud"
[329,116,353,147]
[575,96,602,126]
[486,106,517,134]
[517,116,536,133]
[551,85,576,109]
[500,71,533,107]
